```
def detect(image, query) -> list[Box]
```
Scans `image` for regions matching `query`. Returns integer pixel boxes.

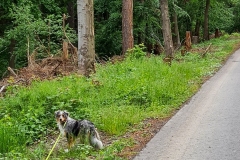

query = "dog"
[55,110,103,150]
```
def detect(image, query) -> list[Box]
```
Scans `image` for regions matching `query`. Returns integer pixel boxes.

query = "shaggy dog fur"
[55,110,103,150]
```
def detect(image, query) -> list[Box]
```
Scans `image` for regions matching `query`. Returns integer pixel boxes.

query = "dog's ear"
[63,110,69,116]
[55,110,60,117]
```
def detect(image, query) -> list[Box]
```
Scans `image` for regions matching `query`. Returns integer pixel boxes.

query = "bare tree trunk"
[194,19,201,37]
[172,12,181,49]
[67,0,75,29]
[203,0,210,40]
[122,0,134,54]
[9,39,16,69]
[160,0,174,58]
[77,0,96,76]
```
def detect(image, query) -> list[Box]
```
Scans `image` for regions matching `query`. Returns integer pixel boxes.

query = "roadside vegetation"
[0,33,240,159]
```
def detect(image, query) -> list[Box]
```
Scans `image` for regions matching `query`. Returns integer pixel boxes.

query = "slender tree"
[77,0,96,76]
[160,0,174,58]
[203,0,210,40]
[122,0,134,54]
[172,11,181,48]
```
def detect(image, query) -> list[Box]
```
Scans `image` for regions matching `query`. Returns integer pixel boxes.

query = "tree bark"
[203,0,210,40]
[172,12,181,49]
[67,0,75,30]
[122,0,134,54]
[194,19,201,37]
[160,0,174,58]
[77,0,96,76]
[9,39,16,69]
[185,31,191,51]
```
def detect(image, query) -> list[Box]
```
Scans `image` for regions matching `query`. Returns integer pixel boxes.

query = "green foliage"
[126,44,146,60]
[133,0,161,44]
[232,2,240,32]
[0,0,77,76]
[209,2,234,33]
[94,0,122,57]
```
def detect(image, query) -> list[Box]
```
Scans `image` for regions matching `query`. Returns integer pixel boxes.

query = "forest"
[1,0,240,159]
[0,0,240,77]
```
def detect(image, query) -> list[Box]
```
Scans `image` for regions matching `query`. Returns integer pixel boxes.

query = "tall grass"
[0,33,240,159]
[0,124,27,156]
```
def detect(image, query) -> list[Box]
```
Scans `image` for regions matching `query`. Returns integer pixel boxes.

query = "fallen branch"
[49,61,63,75]
[0,85,6,94]
[202,43,212,57]
[62,14,77,52]
[8,67,18,77]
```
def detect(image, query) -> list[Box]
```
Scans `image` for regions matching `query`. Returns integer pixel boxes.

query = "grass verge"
[0,33,240,159]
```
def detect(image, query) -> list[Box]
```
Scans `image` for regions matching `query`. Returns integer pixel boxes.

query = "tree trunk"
[215,28,220,38]
[203,0,210,40]
[194,19,201,37]
[160,0,174,58]
[67,0,76,31]
[122,0,134,54]
[9,39,16,69]
[77,0,96,76]
[172,12,181,49]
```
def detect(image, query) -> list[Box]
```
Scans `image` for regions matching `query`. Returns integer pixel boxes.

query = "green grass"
[0,33,240,159]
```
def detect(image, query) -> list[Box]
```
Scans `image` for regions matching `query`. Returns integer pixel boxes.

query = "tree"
[172,11,180,48]
[77,0,96,76]
[203,0,210,40]
[122,0,134,54]
[160,0,174,58]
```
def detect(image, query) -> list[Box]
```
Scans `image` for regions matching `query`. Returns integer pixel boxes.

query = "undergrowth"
[0,33,240,159]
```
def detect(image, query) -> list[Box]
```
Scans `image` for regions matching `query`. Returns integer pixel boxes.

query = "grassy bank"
[1,33,240,159]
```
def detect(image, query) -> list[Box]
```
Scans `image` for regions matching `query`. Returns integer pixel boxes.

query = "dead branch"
[62,14,77,51]
[49,61,63,75]
[27,36,31,66]
[0,85,6,94]
[202,43,212,57]
[8,67,18,77]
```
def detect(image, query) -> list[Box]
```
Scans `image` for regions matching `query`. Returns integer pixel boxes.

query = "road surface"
[134,49,240,160]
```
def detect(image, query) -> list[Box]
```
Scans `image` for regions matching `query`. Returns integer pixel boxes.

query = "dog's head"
[55,110,69,125]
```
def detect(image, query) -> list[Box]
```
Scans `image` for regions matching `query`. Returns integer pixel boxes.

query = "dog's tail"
[90,127,103,149]
[94,128,101,140]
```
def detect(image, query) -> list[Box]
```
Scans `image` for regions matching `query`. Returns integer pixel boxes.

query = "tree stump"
[62,41,69,61]
[185,31,192,51]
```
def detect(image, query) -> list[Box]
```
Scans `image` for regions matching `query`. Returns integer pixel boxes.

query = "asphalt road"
[134,49,240,160]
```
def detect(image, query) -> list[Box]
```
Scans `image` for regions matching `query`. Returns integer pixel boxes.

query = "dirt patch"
[116,117,171,159]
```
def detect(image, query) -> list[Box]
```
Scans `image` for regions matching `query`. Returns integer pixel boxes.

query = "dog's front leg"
[66,133,75,149]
